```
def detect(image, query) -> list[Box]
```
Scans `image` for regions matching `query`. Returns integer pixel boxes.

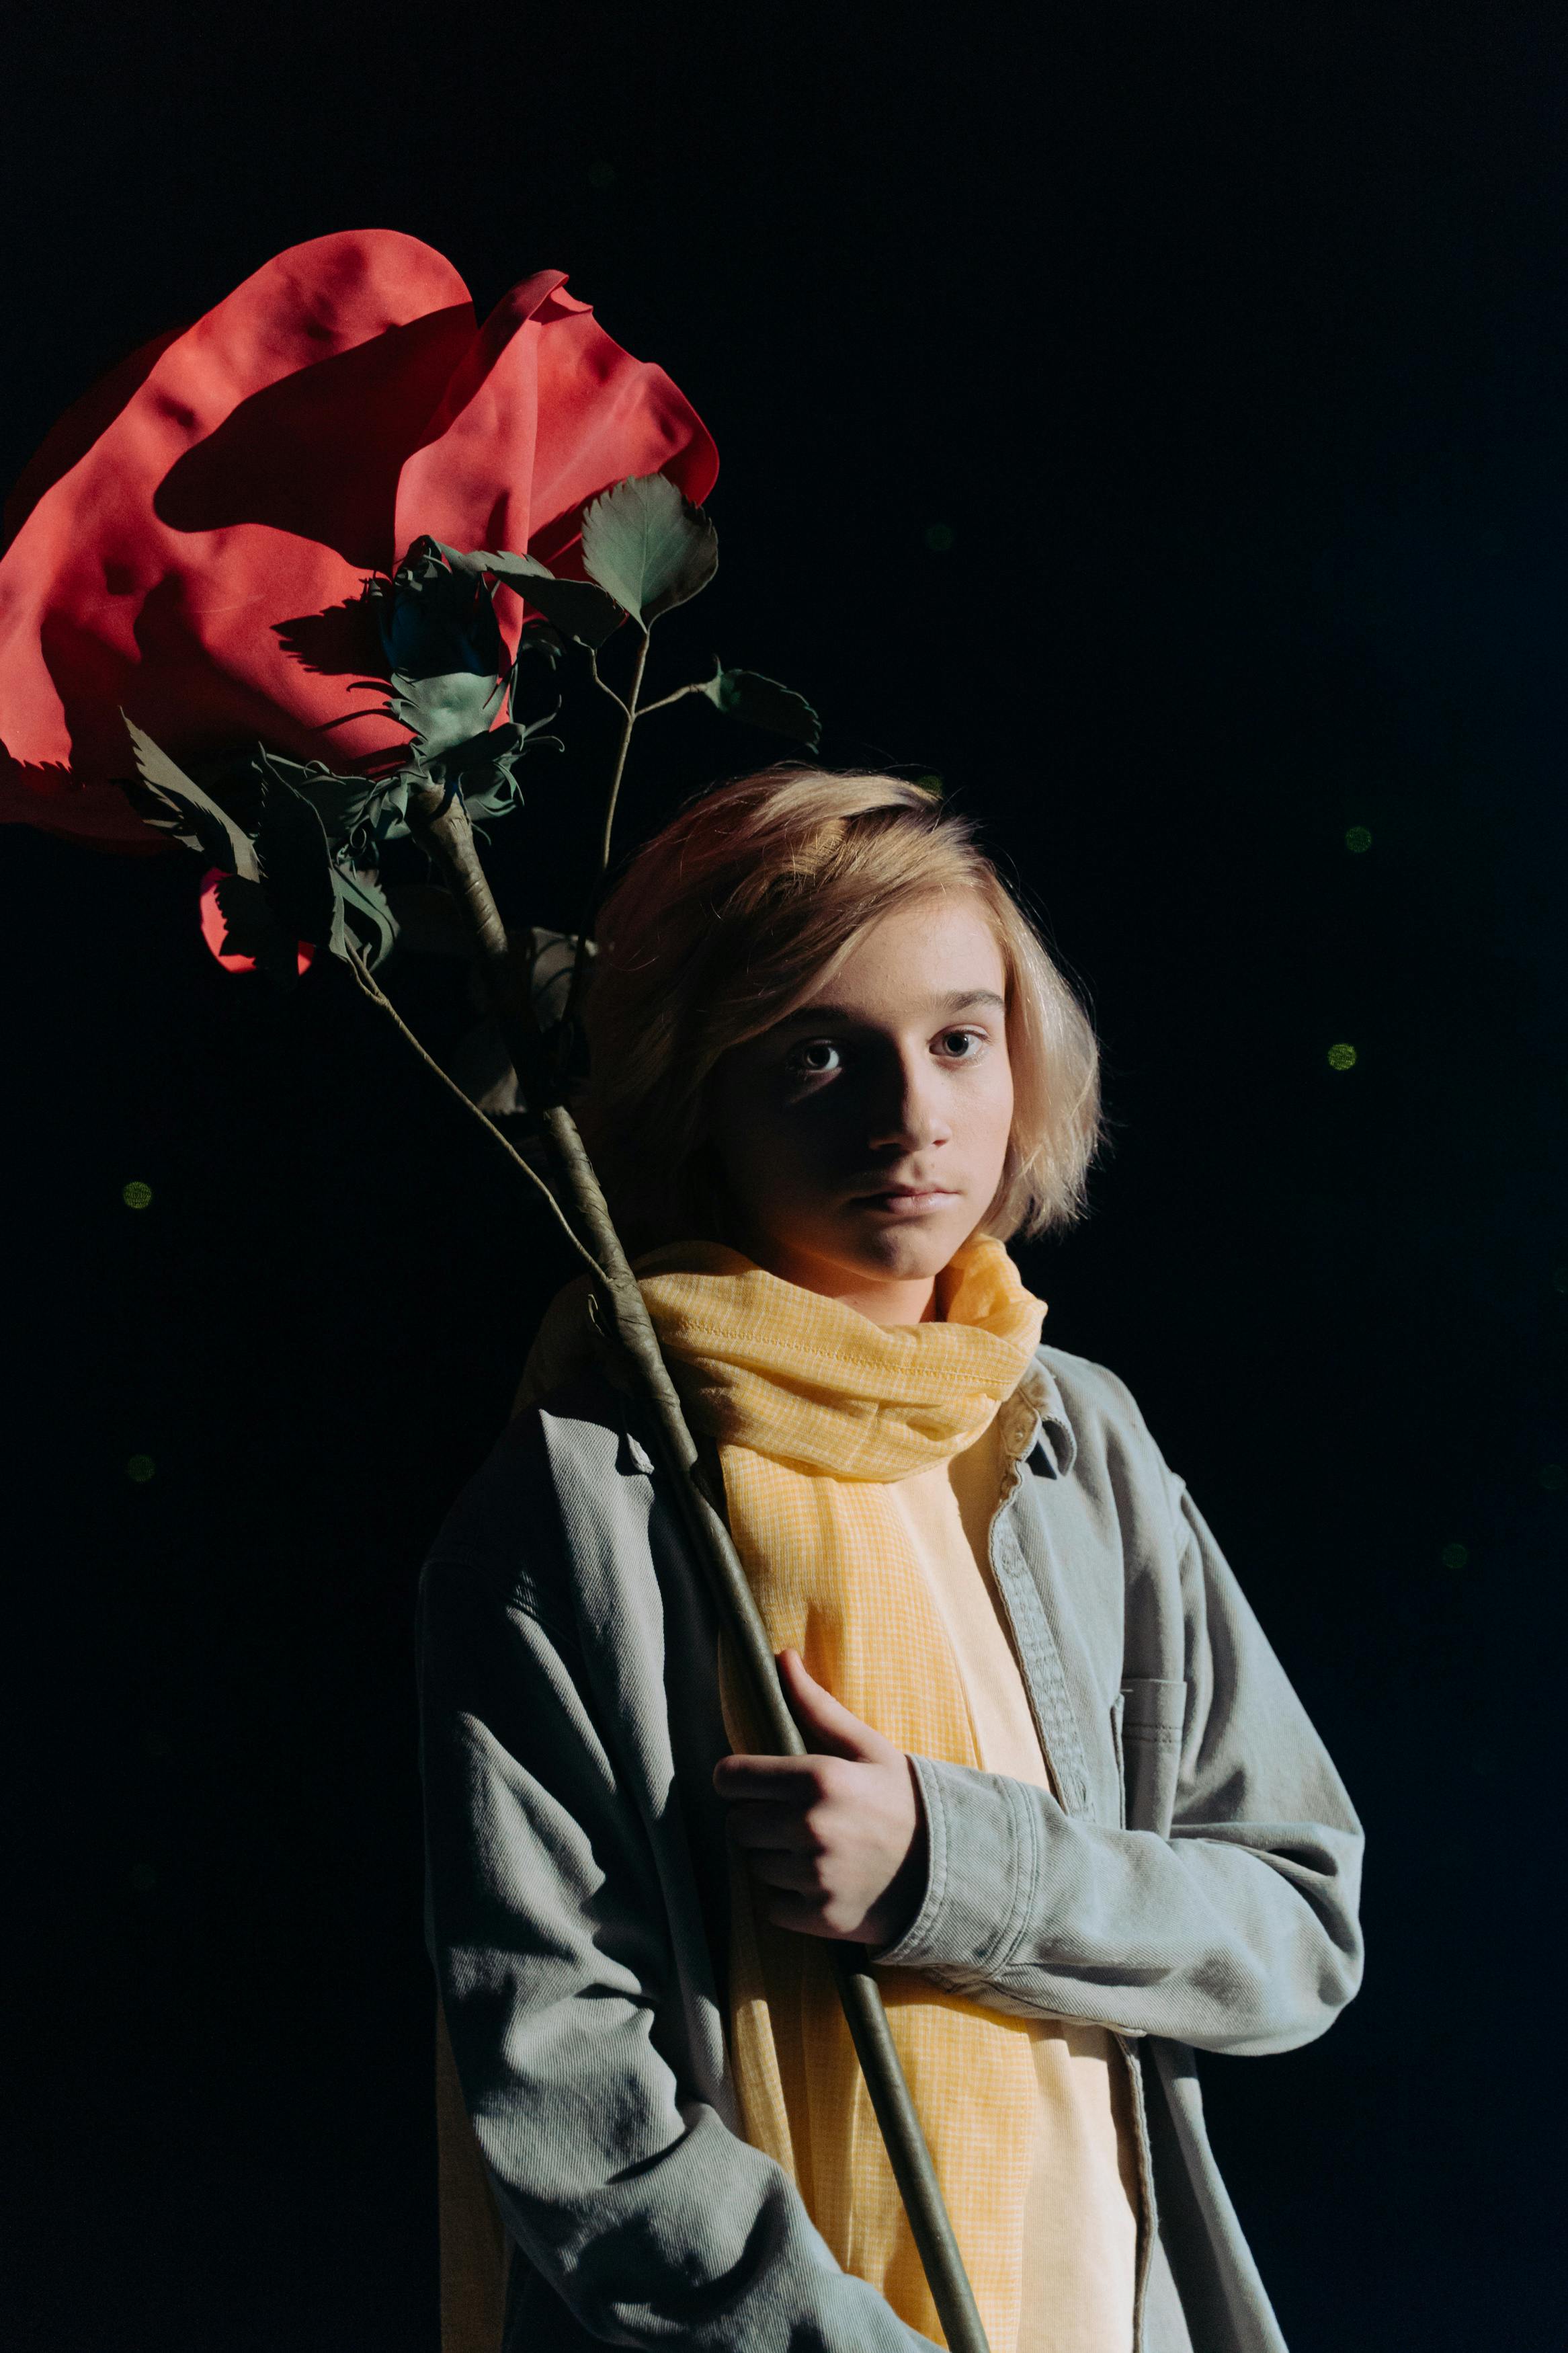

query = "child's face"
[703,891,1015,1304]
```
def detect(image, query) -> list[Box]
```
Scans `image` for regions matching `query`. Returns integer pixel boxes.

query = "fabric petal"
[394,277,719,658]
[0,233,718,852]
[0,232,473,843]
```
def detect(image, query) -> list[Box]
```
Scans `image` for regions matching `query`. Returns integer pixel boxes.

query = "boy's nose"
[866,1052,950,1151]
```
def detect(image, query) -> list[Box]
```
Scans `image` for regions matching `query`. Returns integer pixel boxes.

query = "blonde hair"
[578,767,1106,1251]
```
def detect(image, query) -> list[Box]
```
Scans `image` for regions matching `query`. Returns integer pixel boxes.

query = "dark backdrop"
[5,7,1563,2349]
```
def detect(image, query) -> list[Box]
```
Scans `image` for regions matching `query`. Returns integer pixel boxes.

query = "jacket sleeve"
[872,1467,1365,2059]
[417,1534,938,2352]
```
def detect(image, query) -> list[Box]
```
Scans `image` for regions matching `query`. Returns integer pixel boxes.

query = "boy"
[417,769,1363,2352]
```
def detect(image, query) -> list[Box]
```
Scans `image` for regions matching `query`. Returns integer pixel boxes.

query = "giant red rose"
[0,231,718,848]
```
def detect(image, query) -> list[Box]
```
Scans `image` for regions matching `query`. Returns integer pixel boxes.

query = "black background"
[5,7,1563,2348]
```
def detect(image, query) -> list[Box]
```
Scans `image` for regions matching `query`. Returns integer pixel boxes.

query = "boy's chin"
[836,1207,973,1280]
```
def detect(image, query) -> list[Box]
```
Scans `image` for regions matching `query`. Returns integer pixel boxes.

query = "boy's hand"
[713,1648,927,1947]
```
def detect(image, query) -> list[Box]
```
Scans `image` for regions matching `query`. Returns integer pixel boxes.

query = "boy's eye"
[786,1031,987,1078]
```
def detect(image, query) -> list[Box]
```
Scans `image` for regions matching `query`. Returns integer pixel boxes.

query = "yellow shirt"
[882,1406,1141,2353]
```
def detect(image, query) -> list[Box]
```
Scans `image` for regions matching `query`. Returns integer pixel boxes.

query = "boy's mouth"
[856,1185,958,1215]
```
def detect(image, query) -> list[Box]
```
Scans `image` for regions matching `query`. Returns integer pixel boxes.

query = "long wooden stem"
[407,779,991,2353]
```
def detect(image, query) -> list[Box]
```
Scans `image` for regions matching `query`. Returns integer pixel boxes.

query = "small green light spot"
[924,522,955,554]
[915,772,945,795]
[1344,825,1372,853]
[1440,1541,1469,1570]
[1541,1464,1567,1492]
[122,1181,153,1211]
[1327,1041,1358,1070]
[128,1862,158,1893]
[1552,1267,1568,1294]
[587,159,616,190]
[126,1454,156,1484]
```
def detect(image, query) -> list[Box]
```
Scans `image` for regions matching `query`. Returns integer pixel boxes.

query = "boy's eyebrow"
[770,987,1006,1029]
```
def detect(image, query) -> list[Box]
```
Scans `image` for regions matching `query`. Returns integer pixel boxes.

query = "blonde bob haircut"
[578,767,1105,1252]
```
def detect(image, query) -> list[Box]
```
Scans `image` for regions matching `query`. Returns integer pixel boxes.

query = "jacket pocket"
[1118,1677,1188,1833]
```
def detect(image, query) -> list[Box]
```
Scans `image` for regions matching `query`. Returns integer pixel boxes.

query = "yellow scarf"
[437,1234,1048,2353]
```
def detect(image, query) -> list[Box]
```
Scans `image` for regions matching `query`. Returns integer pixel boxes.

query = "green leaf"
[254,749,390,847]
[248,774,399,973]
[421,715,557,835]
[253,777,345,960]
[424,719,524,786]
[331,861,399,970]
[700,664,821,750]
[444,545,624,649]
[361,775,413,850]
[388,667,505,761]
[579,473,718,627]
[122,722,399,978]
[462,770,526,831]
[507,626,565,731]
[121,718,261,878]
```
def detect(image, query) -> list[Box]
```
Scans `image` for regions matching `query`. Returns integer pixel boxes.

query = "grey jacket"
[416,1343,1364,2352]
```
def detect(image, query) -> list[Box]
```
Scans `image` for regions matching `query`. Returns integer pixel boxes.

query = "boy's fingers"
[712,1753,824,1800]
[776,1648,883,1761]
[727,1800,820,1851]
[762,1892,843,1940]
[743,1850,821,1893]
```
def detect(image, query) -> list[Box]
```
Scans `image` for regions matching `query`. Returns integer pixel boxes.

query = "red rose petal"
[0,231,717,850]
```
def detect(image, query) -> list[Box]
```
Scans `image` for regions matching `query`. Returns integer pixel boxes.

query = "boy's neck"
[738,1236,940,1327]
[827,1271,940,1327]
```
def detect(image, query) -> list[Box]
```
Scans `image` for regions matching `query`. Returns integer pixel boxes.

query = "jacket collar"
[1014,1351,1077,1480]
